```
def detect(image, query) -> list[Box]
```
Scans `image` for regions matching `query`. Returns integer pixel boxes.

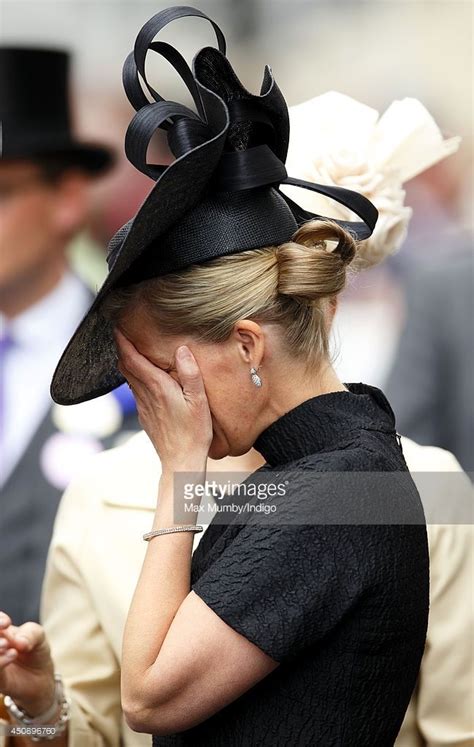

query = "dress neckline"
[253,382,397,467]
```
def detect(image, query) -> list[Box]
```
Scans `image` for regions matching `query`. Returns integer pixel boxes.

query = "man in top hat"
[0,47,139,625]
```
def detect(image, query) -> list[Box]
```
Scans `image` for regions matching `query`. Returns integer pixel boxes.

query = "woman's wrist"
[156,458,207,527]
[20,699,62,724]
[13,680,57,721]
[160,453,208,476]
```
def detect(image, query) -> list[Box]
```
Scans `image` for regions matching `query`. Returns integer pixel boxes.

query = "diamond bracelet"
[143,525,204,541]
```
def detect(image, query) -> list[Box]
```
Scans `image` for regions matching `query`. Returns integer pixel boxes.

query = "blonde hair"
[102,219,358,367]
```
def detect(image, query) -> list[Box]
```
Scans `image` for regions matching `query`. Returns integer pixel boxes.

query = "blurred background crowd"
[0,0,472,621]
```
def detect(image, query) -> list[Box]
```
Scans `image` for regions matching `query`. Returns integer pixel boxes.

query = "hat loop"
[168,117,211,158]
[213,145,287,192]
[124,100,204,179]
[123,6,226,114]
[122,6,228,180]
[280,176,379,239]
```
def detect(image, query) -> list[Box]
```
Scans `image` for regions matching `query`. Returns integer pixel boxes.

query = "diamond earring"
[250,366,262,388]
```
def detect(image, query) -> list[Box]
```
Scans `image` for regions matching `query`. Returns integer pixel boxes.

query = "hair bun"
[276,219,357,303]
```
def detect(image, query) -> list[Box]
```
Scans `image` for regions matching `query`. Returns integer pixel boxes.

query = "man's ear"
[52,171,90,237]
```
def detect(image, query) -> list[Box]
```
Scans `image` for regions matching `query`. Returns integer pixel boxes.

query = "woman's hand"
[0,611,56,718]
[114,329,213,473]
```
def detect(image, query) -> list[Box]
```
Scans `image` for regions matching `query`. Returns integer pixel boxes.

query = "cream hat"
[282,91,461,266]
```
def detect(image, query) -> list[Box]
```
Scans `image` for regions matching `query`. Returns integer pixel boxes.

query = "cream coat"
[1,433,472,746]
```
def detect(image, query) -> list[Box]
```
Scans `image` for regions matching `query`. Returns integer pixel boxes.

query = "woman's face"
[117,303,272,459]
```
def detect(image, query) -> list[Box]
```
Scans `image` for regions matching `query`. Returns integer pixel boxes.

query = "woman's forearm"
[115,334,213,725]
[121,462,206,715]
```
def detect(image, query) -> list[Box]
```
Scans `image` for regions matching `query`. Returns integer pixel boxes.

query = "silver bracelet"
[4,673,71,741]
[143,525,204,541]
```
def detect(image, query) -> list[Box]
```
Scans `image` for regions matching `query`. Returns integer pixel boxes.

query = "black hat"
[0,46,113,173]
[51,5,378,406]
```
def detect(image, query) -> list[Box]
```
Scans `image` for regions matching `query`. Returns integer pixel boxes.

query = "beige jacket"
[1,434,472,747]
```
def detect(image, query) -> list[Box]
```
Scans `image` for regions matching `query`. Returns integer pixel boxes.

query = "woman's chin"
[208,432,231,460]
[208,442,230,460]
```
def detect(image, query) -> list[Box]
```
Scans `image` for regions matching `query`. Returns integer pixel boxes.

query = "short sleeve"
[192,521,363,663]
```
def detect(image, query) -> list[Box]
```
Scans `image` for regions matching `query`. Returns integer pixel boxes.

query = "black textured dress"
[152,384,429,747]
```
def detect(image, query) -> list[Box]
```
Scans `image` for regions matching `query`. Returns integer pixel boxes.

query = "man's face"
[0,160,88,293]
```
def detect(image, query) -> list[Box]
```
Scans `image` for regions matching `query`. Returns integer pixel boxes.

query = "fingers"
[114,330,207,410]
[0,612,18,666]
[12,622,46,653]
[0,614,45,653]
[114,328,166,387]
[0,647,18,667]
[175,346,206,401]
[0,612,16,650]
[0,612,12,629]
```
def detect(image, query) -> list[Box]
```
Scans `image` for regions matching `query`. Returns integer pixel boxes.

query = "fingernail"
[16,635,29,647]
[0,638,7,648]
[5,649,16,659]
[0,613,7,625]
[177,346,190,361]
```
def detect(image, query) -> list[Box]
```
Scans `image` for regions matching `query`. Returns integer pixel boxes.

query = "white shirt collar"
[0,271,93,349]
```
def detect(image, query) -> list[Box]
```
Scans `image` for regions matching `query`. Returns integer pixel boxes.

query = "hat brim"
[50,85,230,405]
[1,138,114,175]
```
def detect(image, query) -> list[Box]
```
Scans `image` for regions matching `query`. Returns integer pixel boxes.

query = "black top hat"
[51,5,379,406]
[0,46,113,173]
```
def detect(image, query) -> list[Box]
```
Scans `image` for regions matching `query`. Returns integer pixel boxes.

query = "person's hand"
[0,611,56,718]
[114,328,213,473]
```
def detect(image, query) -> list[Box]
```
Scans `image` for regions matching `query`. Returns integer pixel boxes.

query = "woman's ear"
[232,319,265,368]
